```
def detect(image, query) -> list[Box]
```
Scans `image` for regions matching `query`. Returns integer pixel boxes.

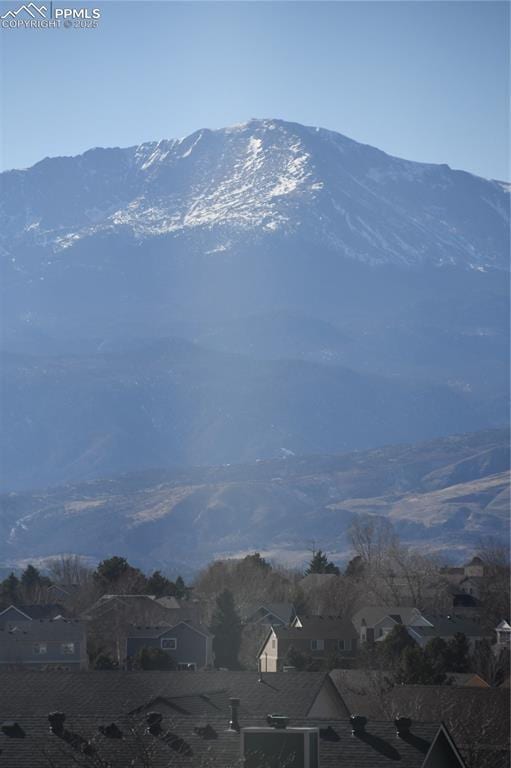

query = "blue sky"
[0,1,509,179]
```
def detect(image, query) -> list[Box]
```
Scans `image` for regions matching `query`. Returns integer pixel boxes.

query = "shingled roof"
[329,671,510,768]
[0,670,337,720]
[0,712,455,768]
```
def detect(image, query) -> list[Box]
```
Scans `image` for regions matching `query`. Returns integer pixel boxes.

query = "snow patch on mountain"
[0,118,508,270]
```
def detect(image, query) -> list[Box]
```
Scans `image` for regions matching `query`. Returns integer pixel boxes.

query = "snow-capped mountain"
[1,118,508,269]
[0,120,509,492]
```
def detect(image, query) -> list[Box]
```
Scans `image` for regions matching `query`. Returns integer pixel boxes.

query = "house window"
[271,638,276,649]
[161,637,177,650]
[33,643,47,655]
[338,639,351,651]
[310,639,324,651]
[61,643,75,655]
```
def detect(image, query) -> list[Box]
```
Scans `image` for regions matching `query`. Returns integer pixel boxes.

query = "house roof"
[0,712,454,768]
[0,604,67,621]
[0,670,337,720]
[155,596,182,610]
[244,602,295,623]
[329,671,509,766]
[127,620,213,639]
[272,616,358,642]
[418,615,489,638]
[0,618,85,642]
[352,607,424,629]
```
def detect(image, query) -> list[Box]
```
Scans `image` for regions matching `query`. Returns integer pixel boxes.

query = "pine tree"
[305,550,340,575]
[0,572,20,604]
[445,632,470,673]
[146,571,176,598]
[210,589,242,669]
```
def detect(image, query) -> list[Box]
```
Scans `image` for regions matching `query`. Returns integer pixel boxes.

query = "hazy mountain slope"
[0,338,498,491]
[0,429,508,572]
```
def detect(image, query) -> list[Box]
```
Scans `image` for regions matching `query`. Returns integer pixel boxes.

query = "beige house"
[258,615,358,672]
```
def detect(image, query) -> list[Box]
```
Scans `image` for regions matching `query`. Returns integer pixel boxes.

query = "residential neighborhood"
[0,543,508,767]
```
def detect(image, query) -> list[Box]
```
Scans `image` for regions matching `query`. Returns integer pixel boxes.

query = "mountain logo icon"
[1,2,47,18]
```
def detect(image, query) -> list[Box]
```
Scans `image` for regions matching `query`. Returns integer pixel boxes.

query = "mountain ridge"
[1,428,508,573]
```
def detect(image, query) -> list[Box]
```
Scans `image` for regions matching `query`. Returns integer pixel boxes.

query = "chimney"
[48,712,66,736]
[350,715,367,736]
[395,717,412,738]
[228,698,240,732]
[266,715,289,730]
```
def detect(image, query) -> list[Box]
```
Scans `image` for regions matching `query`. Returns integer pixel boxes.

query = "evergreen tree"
[396,644,446,685]
[305,550,340,576]
[146,571,176,598]
[175,576,186,599]
[0,572,20,604]
[93,556,147,593]
[380,624,416,668]
[210,589,242,669]
[445,632,471,673]
[424,637,450,679]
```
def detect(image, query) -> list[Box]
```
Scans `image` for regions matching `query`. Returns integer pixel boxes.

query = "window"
[310,639,324,651]
[271,638,276,649]
[161,637,177,650]
[61,642,75,655]
[338,639,351,651]
[33,643,47,655]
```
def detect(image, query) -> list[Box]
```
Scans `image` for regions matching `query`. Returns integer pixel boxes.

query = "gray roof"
[127,620,213,639]
[417,615,489,638]
[0,713,452,768]
[244,602,295,622]
[329,670,510,765]
[275,616,358,641]
[0,670,336,720]
[352,607,424,630]
[0,618,85,641]
[0,604,67,621]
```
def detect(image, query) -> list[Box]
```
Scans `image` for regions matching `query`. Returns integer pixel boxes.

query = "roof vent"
[48,712,66,735]
[350,715,367,736]
[266,715,289,730]
[228,698,240,732]
[395,717,412,737]
[146,712,163,737]
[1,722,25,739]
[99,723,123,739]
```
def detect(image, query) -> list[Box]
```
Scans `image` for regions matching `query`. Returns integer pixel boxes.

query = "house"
[407,615,491,650]
[352,606,429,643]
[330,670,509,768]
[353,606,490,649]
[0,617,87,670]
[82,593,202,662]
[258,616,358,672]
[243,602,296,626]
[126,621,214,670]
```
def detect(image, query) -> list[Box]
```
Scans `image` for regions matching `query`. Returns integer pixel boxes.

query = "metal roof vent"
[350,715,367,736]
[395,716,412,738]
[267,715,289,730]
